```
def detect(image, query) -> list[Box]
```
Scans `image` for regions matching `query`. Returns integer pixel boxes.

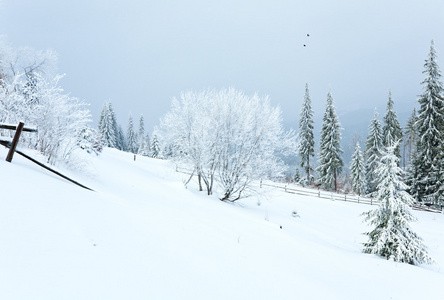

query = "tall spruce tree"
[317,91,343,191]
[362,144,433,265]
[412,40,444,204]
[127,113,138,154]
[350,142,366,195]
[364,109,383,195]
[298,83,315,184]
[382,90,402,159]
[98,101,118,148]
[150,134,161,158]
[138,115,145,152]
[403,108,418,164]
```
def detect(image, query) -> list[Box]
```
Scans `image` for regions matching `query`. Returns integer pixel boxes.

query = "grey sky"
[0,0,443,137]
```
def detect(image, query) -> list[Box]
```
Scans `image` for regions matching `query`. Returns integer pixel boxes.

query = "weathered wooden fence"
[174,165,442,213]
[0,122,93,191]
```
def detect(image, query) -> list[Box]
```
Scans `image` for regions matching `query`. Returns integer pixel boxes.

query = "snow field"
[0,147,443,299]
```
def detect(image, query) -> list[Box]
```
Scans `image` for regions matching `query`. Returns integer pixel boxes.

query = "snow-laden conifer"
[412,40,444,204]
[403,108,418,166]
[350,142,366,195]
[137,115,145,153]
[98,102,118,148]
[364,109,383,195]
[298,83,315,185]
[150,134,161,158]
[382,90,402,159]
[126,113,138,154]
[317,91,343,191]
[362,143,433,265]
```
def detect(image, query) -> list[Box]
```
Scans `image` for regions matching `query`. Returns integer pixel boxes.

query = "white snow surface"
[0,147,443,300]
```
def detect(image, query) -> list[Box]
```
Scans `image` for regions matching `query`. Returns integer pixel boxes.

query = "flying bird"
[303,44,306,47]
[307,34,310,37]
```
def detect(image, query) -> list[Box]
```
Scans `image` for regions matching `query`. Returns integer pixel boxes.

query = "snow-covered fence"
[261,181,443,214]
[0,122,37,162]
[260,181,378,205]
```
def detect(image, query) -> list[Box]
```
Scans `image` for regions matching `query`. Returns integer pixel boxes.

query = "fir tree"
[298,83,315,185]
[150,134,161,158]
[403,108,418,166]
[364,109,383,195]
[127,113,138,154]
[294,167,301,184]
[412,40,444,204]
[138,115,145,153]
[362,144,433,265]
[350,142,366,195]
[382,90,402,159]
[116,124,126,151]
[317,91,343,191]
[98,102,118,148]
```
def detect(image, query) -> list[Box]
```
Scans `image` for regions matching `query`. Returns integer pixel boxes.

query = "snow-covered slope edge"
[0,147,443,300]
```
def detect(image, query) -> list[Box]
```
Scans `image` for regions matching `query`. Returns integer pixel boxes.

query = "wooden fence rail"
[174,165,442,214]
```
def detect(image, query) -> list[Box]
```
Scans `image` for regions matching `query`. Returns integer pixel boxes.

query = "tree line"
[297,40,444,209]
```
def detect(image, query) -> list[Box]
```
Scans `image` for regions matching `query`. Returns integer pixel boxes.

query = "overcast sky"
[0,0,443,135]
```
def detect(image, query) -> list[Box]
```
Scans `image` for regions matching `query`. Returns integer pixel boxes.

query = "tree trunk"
[198,174,203,191]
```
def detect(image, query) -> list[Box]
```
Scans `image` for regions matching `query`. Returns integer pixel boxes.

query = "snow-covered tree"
[317,91,343,191]
[0,40,91,165]
[403,108,418,167]
[362,144,433,265]
[365,109,383,195]
[350,142,366,195]
[150,134,161,159]
[126,113,137,154]
[116,124,126,151]
[382,90,402,159]
[98,102,118,148]
[137,115,145,153]
[157,88,296,201]
[298,83,315,185]
[412,40,444,204]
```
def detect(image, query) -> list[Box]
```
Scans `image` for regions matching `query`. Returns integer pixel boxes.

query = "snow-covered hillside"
[1,147,443,300]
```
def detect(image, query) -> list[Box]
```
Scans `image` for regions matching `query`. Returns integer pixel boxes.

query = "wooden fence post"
[6,122,24,163]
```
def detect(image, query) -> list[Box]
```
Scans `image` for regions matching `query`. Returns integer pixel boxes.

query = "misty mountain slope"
[0,147,443,300]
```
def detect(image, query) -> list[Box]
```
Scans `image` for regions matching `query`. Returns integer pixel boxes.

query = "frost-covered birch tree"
[365,109,383,195]
[298,83,315,185]
[317,91,343,191]
[0,39,92,165]
[412,40,444,204]
[362,144,433,265]
[350,142,366,195]
[157,88,295,201]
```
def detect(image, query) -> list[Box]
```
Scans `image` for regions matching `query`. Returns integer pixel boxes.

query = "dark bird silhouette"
[303,44,306,47]
[307,34,310,37]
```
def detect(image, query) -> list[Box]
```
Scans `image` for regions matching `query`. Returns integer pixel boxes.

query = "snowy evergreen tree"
[98,102,118,148]
[294,167,301,184]
[403,108,418,166]
[412,40,444,204]
[150,134,161,158]
[362,144,433,265]
[317,91,343,191]
[116,124,126,151]
[137,115,145,153]
[364,109,383,195]
[350,142,366,195]
[382,90,402,159]
[126,113,138,154]
[298,83,315,185]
